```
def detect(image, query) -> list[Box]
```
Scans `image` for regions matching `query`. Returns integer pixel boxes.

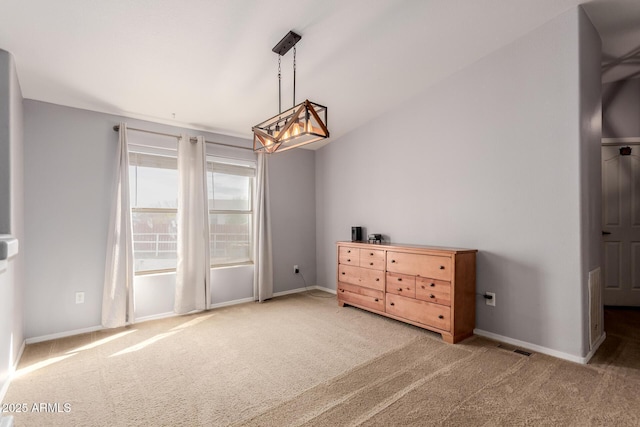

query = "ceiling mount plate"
[272,31,302,56]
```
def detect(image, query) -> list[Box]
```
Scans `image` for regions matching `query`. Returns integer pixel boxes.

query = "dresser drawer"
[339,246,360,266]
[385,272,416,298]
[387,251,452,281]
[338,264,360,286]
[338,264,384,291]
[360,267,385,291]
[386,293,450,331]
[416,277,451,306]
[338,283,384,312]
[359,248,385,270]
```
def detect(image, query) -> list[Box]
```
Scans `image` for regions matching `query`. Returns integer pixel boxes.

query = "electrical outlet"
[75,292,85,304]
[294,265,299,274]
[485,292,495,307]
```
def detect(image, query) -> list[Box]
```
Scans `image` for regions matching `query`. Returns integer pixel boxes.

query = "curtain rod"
[112,125,253,151]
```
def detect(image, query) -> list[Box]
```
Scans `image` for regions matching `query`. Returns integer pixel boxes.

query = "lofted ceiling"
[0,0,639,146]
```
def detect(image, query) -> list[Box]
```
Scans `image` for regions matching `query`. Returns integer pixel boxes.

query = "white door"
[602,145,640,306]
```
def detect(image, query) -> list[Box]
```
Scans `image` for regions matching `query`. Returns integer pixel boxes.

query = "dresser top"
[336,241,477,254]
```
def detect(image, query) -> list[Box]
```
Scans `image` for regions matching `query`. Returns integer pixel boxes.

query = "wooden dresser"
[336,241,477,343]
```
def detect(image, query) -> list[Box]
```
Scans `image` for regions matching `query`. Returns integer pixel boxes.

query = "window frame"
[129,151,179,276]
[207,157,256,268]
[128,148,256,275]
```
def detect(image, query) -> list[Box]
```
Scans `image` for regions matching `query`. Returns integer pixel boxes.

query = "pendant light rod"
[273,31,301,114]
[278,55,282,114]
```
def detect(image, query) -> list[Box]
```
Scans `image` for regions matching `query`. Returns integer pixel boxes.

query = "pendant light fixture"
[252,31,329,154]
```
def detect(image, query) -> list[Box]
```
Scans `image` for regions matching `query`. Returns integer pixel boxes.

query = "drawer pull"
[370,252,374,256]
[374,298,379,302]
[439,266,445,270]
[397,278,402,282]
[391,259,396,263]
[397,288,403,291]
[390,302,395,306]
[347,250,351,253]
[438,315,444,319]
[340,289,344,293]
[341,272,345,275]
[430,283,435,287]
[430,294,435,299]
[369,262,374,266]
[347,259,351,262]
[376,278,380,281]
[421,285,425,289]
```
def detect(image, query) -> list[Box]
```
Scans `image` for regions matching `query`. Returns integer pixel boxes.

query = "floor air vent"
[497,343,532,356]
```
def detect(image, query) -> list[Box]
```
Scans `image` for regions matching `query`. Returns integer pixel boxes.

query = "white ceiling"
[0,0,639,146]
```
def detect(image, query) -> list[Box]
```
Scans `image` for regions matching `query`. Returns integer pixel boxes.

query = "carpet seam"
[438,354,529,425]
[489,356,565,426]
[233,338,462,427]
[346,348,485,427]
[290,343,461,427]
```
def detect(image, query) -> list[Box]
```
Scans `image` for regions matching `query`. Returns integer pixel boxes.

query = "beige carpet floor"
[3,293,640,426]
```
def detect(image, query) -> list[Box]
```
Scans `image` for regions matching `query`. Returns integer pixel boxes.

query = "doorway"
[601,144,640,306]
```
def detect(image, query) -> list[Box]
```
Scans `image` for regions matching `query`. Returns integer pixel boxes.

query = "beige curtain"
[175,135,211,313]
[253,152,273,301]
[101,123,135,328]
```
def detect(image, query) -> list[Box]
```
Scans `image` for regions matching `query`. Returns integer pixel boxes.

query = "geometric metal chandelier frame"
[253,99,329,153]
[252,31,329,153]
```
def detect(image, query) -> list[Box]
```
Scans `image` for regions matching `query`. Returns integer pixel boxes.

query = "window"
[128,150,255,274]
[129,152,178,274]
[207,158,255,266]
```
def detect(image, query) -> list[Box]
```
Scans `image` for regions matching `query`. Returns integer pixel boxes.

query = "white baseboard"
[25,325,103,345]
[14,340,25,375]
[135,288,336,313]
[584,332,607,364]
[135,312,177,324]
[274,286,336,297]
[312,285,337,295]
[24,313,183,343]
[211,286,336,307]
[210,297,254,309]
[0,339,25,404]
[22,287,337,346]
[473,328,601,365]
[273,287,307,297]
[0,373,11,405]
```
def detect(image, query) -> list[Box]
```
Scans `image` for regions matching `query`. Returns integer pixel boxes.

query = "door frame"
[601,137,640,307]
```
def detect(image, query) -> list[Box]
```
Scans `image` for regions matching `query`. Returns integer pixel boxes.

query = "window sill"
[135,269,177,277]
[211,261,254,270]
[134,262,254,277]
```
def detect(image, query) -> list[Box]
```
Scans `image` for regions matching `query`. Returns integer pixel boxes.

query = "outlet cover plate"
[486,292,495,307]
